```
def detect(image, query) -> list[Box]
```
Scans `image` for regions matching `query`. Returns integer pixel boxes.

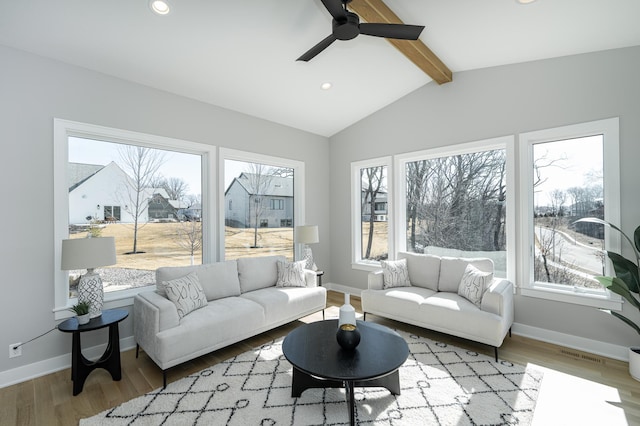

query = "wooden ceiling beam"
[349,0,452,84]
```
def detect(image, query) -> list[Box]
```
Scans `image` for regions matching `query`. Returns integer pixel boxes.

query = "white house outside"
[225,173,294,228]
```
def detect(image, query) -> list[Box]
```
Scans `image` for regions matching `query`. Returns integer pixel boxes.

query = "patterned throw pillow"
[163,272,208,318]
[276,260,307,288]
[457,264,493,307]
[381,258,412,289]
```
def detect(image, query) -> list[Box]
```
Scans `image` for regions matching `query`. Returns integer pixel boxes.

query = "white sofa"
[134,255,326,386]
[361,252,514,360]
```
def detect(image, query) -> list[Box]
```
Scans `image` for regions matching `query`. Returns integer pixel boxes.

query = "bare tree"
[406,150,506,254]
[243,163,276,248]
[118,145,166,254]
[361,166,385,260]
[184,193,201,208]
[175,218,202,265]
[162,177,189,201]
[406,160,432,251]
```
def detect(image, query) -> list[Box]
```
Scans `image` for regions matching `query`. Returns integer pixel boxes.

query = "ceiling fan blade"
[297,34,338,62]
[359,23,424,40]
[321,0,347,20]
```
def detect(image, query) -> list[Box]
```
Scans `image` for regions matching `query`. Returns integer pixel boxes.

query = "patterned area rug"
[81,330,542,425]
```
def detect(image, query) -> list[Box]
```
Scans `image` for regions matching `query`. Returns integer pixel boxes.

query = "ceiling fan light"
[150,0,171,15]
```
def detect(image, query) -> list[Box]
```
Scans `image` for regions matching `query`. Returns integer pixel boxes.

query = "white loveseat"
[361,252,514,360]
[134,255,326,386]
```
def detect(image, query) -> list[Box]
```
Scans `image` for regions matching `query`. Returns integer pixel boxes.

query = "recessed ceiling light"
[517,0,537,4]
[321,82,332,90]
[150,0,171,15]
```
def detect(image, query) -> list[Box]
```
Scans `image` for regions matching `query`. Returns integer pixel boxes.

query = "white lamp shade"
[61,237,117,270]
[295,225,319,244]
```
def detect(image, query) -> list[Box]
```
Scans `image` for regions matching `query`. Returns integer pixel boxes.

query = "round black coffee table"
[282,320,409,426]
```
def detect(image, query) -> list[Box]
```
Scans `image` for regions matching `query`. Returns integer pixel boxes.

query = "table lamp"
[295,225,319,270]
[61,236,116,318]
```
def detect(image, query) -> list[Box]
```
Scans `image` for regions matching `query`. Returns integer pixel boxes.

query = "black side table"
[58,308,128,395]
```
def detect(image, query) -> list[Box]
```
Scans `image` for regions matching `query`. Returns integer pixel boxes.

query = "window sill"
[53,284,156,320]
[521,286,622,311]
[351,261,382,272]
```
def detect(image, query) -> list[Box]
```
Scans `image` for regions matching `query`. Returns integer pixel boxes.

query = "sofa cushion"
[276,260,306,287]
[156,261,241,302]
[155,297,266,365]
[240,286,327,324]
[381,258,411,289]
[457,264,493,307]
[361,287,436,319]
[237,255,286,293]
[162,272,208,318]
[438,257,494,293]
[398,252,441,291]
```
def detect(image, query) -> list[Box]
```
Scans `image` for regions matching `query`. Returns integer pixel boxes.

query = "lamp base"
[302,246,318,271]
[78,270,104,318]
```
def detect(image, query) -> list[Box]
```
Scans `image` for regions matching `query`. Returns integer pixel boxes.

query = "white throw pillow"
[163,272,208,318]
[381,258,412,289]
[276,260,306,287]
[457,264,493,307]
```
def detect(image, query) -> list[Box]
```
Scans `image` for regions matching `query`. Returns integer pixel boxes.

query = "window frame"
[53,119,216,319]
[351,156,393,271]
[219,148,305,261]
[393,136,516,282]
[518,118,622,309]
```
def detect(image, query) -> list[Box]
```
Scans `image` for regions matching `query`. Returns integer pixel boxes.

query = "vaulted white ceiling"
[2,0,640,136]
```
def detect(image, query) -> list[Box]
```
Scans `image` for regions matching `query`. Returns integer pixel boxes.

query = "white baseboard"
[323,282,364,297]
[0,336,136,389]
[325,282,630,362]
[511,323,629,362]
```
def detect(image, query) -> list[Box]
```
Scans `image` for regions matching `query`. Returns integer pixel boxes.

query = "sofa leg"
[322,309,325,320]
[136,344,140,359]
[494,347,498,362]
[363,312,367,321]
[509,327,512,337]
[163,370,167,389]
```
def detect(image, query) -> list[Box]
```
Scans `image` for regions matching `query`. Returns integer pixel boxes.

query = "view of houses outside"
[66,140,298,295]
[68,137,203,294]
[532,135,605,289]
[223,159,295,260]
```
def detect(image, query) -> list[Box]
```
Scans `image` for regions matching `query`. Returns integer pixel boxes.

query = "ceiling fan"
[297,0,425,62]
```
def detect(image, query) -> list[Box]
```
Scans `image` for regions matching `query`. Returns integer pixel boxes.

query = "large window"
[395,137,514,279]
[54,119,215,318]
[351,157,392,268]
[519,118,621,308]
[221,149,303,261]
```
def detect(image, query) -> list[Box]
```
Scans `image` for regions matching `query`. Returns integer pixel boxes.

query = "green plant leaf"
[607,252,640,293]
[635,226,640,255]
[596,276,640,310]
[610,311,640,337]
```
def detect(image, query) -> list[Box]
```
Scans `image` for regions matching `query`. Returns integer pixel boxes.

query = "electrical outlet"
[9,343,22,358]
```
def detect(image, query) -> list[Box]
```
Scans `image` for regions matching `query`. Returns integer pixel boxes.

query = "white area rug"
[81,330,542,425]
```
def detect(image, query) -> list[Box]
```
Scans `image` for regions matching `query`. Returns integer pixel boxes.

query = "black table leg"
[345,380,355,426]
[70,323,123,396]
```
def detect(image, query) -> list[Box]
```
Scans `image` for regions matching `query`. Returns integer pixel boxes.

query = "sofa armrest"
[303,269,318,287]
[481,278,514,321]
[134,291,180,336]
[368,270,384,290]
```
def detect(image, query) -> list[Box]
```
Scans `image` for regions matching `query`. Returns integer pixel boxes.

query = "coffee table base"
[291,367,401,426]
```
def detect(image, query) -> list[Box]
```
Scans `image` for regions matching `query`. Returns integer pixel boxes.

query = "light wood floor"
[2,290,640,425]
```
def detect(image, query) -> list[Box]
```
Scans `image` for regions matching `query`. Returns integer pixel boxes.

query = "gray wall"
[0,45,330,378]
[329,46,640,351]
